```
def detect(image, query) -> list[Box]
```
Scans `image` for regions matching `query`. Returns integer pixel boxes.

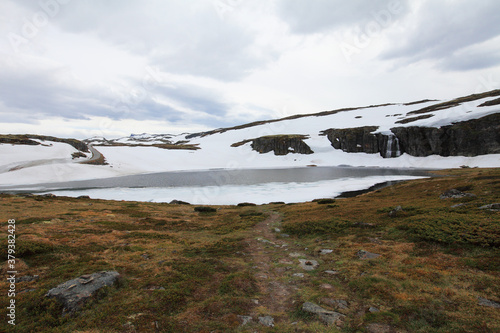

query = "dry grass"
[0,168,498,332]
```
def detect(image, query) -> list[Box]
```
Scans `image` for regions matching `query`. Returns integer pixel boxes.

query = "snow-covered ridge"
[0,90,499,187]
[85,133,176,146]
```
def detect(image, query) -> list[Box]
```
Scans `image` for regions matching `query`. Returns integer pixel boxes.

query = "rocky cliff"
[391,113,500,157]
[321,113,499,158]
[320,127,401,158]
[232,135,314,155]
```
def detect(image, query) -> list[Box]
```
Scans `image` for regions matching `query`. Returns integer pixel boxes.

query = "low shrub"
[194,206,217,213]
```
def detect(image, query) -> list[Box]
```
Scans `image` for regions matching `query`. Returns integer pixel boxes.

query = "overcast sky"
[1,0,499,139]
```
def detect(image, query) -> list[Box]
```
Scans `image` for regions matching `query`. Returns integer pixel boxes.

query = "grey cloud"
[277,0,411,34]
[0,61,233,126]
[15,0,270,81]
[439,49,500,72]
[381,0,500,70]
[154,86,230,118]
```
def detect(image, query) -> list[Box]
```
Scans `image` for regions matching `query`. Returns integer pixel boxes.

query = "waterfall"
[384,134,401,158]
[385,135,393,158]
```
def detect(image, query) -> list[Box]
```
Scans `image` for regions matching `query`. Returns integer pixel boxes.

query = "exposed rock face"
[321,114,499,158]
[320,126,400,158]
[248,135,314,155]
[321,126,379,153]
[46,271,120,315]
[391,113,500,157]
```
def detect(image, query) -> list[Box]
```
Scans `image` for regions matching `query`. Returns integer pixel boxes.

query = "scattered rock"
[279,259,294,265]
[479,203,500,211]
[451,203,468,208]
[321,299,349,310]
[320,283,334,290]
[478,297,500,308]
[368,306,380,313]
[144,286,165,291]
[280,233,290,238]
[353,222,375,227]
[289,252,305,257]
[16,275,39,283]
[258,316,274,327]
[324,270,339,275]
[274,228,281,233]
[257,238,275,246]
[367,323,391,333]
[368,237,382,244]
[357,250,381,260]
[237,315,253,326]
[319,249,333,255]
[46,271,120,315]
[19,288,37,294]
[388,205,403,217]
[302,302,345,326]
[439,189,476,199]
[169,199,190,205]
[293,273,305,278]
[299,259,319,271]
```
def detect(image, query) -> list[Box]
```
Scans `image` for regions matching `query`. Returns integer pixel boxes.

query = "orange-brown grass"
[276,168,499,332]
[0,195,265,332]
[0,168,498,332]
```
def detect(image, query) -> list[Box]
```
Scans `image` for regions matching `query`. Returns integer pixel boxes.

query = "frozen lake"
[0,166,432,204]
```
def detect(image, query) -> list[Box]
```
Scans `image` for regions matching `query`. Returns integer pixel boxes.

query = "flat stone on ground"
[258,316,274,327]
[299,259,319,271]
[46,271,120,315]
[478,297,500,308]
[357,250,381,260]
[302,302,345,326]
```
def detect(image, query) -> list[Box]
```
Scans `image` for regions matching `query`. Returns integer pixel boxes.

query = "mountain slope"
[0,90,499,187]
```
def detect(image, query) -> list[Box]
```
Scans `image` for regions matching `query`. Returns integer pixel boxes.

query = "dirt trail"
[245,211,296,323]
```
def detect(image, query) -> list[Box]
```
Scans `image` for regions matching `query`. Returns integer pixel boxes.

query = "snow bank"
[40,175,428,205]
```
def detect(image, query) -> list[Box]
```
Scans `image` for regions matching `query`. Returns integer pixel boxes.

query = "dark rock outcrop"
[321,113,499,158]
[0,135,40,146]
[439,189,476,199]
[252,135,314,155]
[321,126,379,153]
[320,127,401,158]
[46,271,120,315]
[391,113,500,157]
[233,135,314,155]
[0,134,89,152]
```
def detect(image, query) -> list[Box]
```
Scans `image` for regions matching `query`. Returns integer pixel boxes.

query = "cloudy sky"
[1,0,499,139]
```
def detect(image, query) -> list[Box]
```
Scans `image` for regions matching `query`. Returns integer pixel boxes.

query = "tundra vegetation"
[0,168,498,332]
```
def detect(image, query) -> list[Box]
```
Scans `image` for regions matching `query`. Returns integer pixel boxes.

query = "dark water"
[0,166,433,193]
